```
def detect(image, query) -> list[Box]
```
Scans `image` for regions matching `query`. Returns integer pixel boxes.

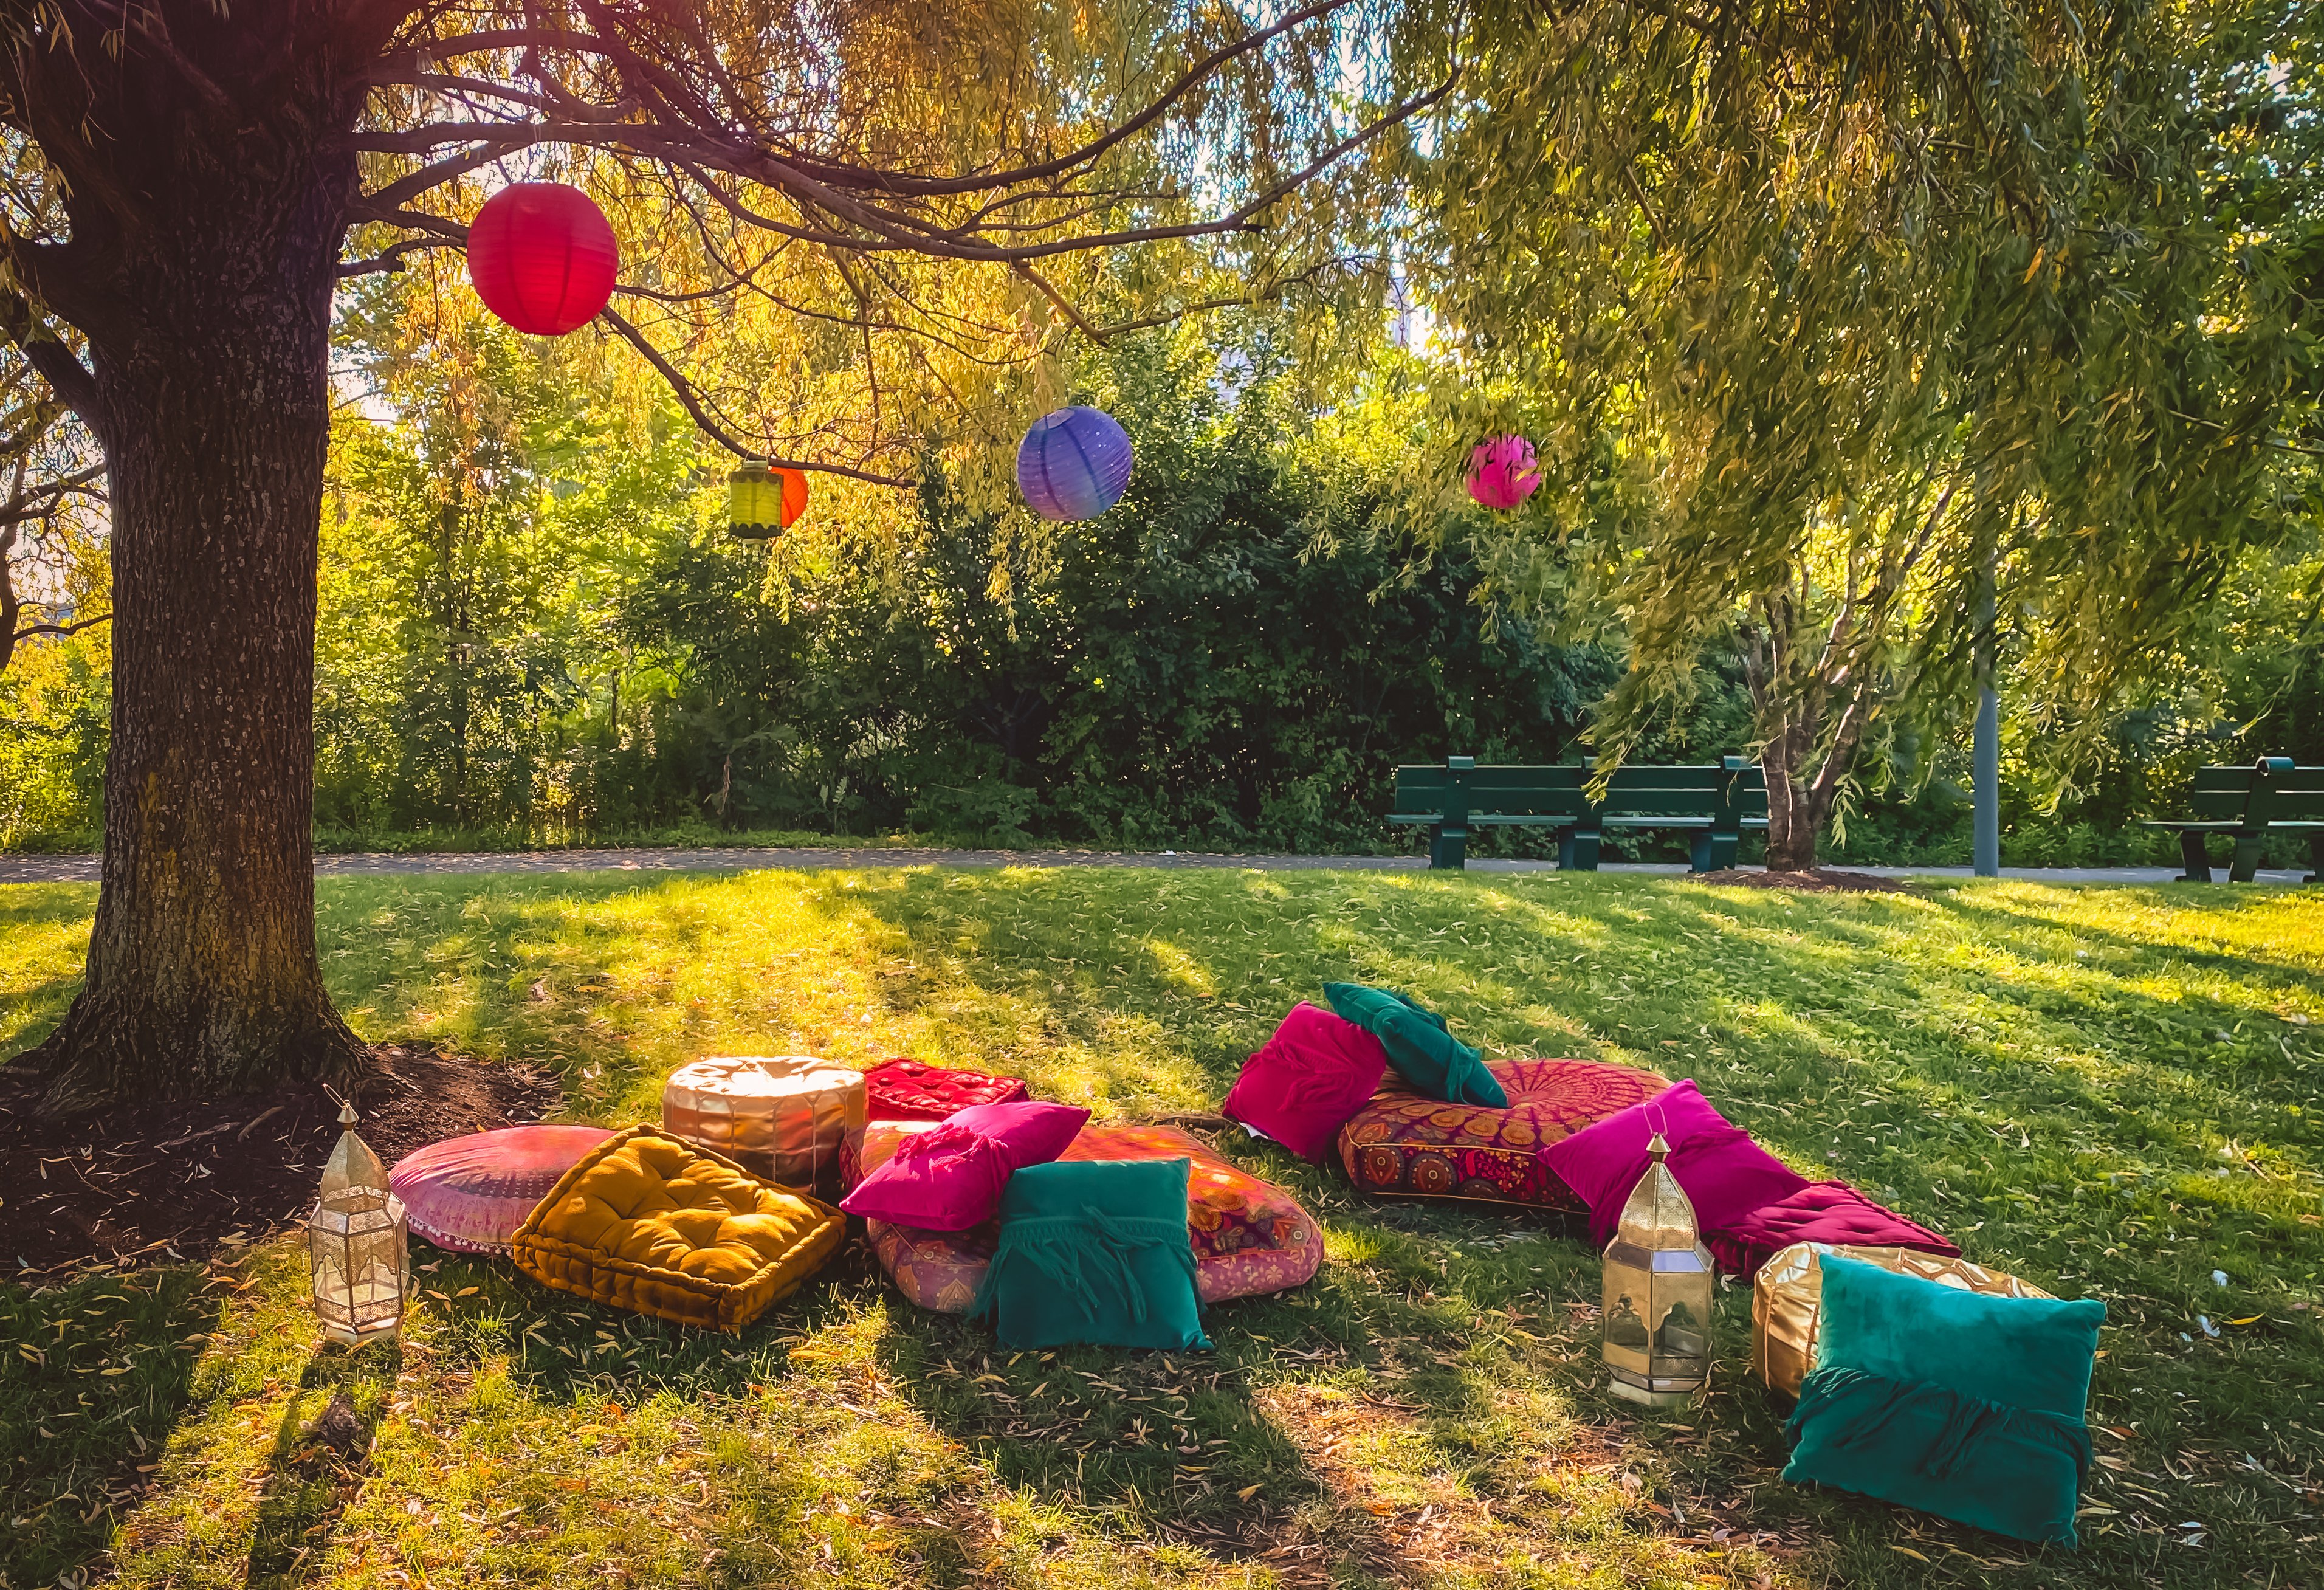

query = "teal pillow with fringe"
[970,1158,1210,1351]
[1783,1257,2103,1546]
[1324,982,1508,1108]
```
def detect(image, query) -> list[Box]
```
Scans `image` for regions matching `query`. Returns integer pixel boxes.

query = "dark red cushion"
[1541,1079,1810,1246]
[1705,1181,1960,1277]
[862,1059,1030,1122]
[1222,1003,1389,1160]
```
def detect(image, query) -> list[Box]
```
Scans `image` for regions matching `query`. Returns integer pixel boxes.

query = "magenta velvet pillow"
[1539,1079,1809,1245]
[839,1100,1090,1231]
[1222,1003,1389,1160]
[946,1100,1090,1165]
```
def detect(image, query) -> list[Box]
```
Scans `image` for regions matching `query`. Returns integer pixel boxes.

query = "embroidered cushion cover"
[1338,1058,1669,1207]
[838,1100,1089,1230]
[851,1121,1323,1312]
[388,1124,616,1254]
[510,1125,845,1332]
[971,1157,1210,1350]
[861,1059,1030,1122]
[1783,1257,2103,1546]
[1539,1080,1812,1247]
[1221,1002,1389,1160]
[1323,982,1508,1107]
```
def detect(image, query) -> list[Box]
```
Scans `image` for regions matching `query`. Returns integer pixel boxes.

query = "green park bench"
[2139,757,2324,883]
[1390,755,1769,872]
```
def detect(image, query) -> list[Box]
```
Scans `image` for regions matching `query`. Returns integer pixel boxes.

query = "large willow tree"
[0,0,1445,1106]
[1414,0,2317,867]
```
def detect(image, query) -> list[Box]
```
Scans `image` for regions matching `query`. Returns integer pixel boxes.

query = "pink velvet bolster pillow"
[1539,1079,1810,1246]
[840,1100,1090,1231]
[1222,1002,1389,1161]
[1706,1180,1959,1278]
[388,1124,616,1254]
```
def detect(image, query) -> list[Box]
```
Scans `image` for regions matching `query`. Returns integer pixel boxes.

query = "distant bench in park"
[1390,756,1769,872]
[2140,757,2324,883]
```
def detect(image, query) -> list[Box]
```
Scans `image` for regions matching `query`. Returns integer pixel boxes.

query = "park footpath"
[1,847,2313,884]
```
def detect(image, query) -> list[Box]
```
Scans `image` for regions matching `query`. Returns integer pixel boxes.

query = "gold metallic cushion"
[511,1125,844,1332]
[1751,1241,2054,1399]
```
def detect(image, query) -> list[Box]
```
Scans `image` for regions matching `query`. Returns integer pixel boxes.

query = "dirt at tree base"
[1691,867,1920,895]
[0,1044,560,1276]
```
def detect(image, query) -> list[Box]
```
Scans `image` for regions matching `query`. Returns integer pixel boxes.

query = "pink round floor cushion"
[1222,1002,1389,1161]
[854,1121,1325,1310]
[388,1125,617,1254]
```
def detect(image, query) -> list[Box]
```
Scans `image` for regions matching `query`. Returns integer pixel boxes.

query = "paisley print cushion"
[1337,1058,1669,1208]
[852,1120,1324,1312]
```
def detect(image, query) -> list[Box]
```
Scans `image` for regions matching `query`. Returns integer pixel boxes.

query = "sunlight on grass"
[5,867,2322,1589]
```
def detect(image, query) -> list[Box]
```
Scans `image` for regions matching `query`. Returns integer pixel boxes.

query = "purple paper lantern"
[1017,407,1134,521]
[1467,433,1543,511]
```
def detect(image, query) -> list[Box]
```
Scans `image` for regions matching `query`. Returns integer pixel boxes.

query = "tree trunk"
[22,114,368,1107]
[1760,728,1821,872]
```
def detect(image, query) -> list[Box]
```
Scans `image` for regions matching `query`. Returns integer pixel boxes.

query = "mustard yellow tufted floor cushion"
[511,1124,845,1332]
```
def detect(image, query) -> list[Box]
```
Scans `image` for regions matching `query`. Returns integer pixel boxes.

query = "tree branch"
[596,305,912,484]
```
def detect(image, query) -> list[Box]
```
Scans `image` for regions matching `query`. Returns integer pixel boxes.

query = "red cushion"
[862,1059,1030,1121]
[1540,1080,1810,1246]
[1338,1058,1668,1207]
[839,1101,1089,1231]
[388,1125,616,1254]
[1707,1182,1959,1276]
[1222,1002,1389,1160]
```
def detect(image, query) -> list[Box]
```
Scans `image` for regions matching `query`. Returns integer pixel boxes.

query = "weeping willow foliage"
[1404,0,2318,859]
[346,0,1454,523]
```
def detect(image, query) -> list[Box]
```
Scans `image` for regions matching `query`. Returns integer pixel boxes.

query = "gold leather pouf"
[661,1055,866,1192]
[1752,1242,2054,1398]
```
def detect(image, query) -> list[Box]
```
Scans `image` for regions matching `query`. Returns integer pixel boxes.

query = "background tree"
[1408,0,2320,867]
[0,0,1444,1106]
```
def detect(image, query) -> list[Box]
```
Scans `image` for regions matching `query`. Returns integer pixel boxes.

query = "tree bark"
[16,47,373,1107]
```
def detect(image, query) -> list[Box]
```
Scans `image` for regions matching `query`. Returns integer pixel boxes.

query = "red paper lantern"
[467,184,619,337]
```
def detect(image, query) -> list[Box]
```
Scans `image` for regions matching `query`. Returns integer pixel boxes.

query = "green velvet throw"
[1323,982,1508,1108]
[1783,1258,2105,1546]
[970,1158,1209,1351]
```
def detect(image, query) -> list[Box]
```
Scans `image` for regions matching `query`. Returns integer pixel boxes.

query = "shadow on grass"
[242,1341,399,1589]
[0,1267,219,1590]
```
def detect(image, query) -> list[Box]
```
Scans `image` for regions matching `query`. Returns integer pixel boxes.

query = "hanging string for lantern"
[1017,407,1134,521]
[467,183,619,337]
[729,459,809,538]
[1466,433,1543,511]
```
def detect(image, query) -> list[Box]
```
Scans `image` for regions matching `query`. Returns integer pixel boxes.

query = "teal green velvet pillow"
[969,1158,1210,1351]
[1323,982,1508,1108]
[1783,1258,2104,1546]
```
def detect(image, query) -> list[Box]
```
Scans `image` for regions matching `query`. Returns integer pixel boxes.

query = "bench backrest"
[2253,760,2324,825]
[1394,760,1589,819]
[1394,756,1769,824]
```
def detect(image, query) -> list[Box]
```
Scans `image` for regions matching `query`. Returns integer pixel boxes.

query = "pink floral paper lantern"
[1467,434,1543,511]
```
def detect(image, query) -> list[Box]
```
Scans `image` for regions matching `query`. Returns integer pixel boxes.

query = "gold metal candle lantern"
[308,1101,410,1347]
[1601,1132,1715,1406]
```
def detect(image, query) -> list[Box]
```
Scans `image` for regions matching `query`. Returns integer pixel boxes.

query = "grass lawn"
[4,868,2320,1590]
